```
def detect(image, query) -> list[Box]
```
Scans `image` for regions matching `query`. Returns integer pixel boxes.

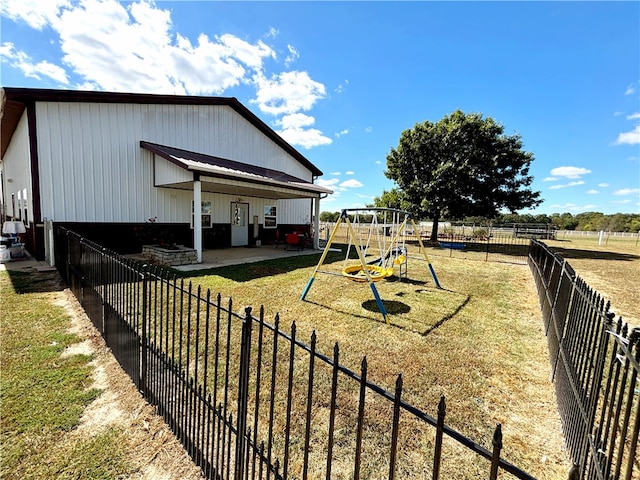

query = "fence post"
[140,264,149,397]
[432,395,446,480]
[489,423,502,480]
[388,374,403,480]
[236,306,253,480]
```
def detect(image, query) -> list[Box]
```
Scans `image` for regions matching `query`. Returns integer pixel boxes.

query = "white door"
[231,202,249,246]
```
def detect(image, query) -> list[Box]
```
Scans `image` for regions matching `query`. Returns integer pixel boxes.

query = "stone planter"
[142,245,198,266]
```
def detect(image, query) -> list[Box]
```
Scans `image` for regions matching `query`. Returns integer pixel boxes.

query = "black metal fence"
[528,240,639,480]
[425,232,530,264]
[54,226,543,479]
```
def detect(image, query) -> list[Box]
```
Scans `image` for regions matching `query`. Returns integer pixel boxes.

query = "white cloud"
[284,44,299,67]
[598,183,610,187]
[334,79,348,94]
[627,112,640,120]
[316,178,340,188]
[549,181,585,190]
[613,188,640,196]
[345,170,354,175]
[335,129,349,138]
[0,42,69,84]
[364,126,372,133]
[375,160,382,165]
[274,113,332,149]
[252,70,326,115]
[615,125,640,145]
[276,113,315,129]
[2,0,333,149]
[611,199,631,204]
[278,126,332,149]
[340,179,363,188]
[0,0,69,30]
[549,166,592,179]
[330,171,341,176]
[625,83,636,96]
[2,0,280,95]
[265,26,279,39]
[586,189,599,194]
[543,176,558,182]
[550,203,598,212]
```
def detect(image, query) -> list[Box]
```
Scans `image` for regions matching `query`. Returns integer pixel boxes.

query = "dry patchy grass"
[545,235,639,325]
[184,249,571,479]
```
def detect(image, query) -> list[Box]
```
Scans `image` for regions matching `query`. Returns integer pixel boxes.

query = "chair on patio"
[285,232,304,251]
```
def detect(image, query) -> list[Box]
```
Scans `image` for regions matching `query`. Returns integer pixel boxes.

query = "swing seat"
[393,255,406,265]
[342,264,393,282]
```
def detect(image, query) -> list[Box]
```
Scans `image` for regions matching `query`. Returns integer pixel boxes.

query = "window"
[191,201,212,228]
[264,206,277,228]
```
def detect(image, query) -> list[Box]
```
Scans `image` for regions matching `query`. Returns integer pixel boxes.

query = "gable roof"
[0,87,323,176]
[141,141,333,197]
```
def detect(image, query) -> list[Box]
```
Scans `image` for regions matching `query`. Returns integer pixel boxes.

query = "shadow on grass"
[547,247,640,262]
[3,270,66,294]
[304,287,470,336]
[362,299,411,315]
[420,292,471,337]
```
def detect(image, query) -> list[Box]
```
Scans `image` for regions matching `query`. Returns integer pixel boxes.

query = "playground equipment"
[301,208,441,324]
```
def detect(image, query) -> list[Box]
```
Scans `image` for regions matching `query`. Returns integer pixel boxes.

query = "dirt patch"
[53,283,204,479]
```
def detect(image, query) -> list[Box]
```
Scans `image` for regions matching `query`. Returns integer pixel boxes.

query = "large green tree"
[385,110,542,240]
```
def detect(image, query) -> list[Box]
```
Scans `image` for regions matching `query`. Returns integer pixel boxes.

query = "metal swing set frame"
[300,208,441,324]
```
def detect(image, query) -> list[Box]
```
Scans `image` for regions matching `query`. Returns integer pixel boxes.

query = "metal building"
[0,87,332,262]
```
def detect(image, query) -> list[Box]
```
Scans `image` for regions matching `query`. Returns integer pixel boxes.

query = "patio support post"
[193,177,202,262]
[313,196,320,250]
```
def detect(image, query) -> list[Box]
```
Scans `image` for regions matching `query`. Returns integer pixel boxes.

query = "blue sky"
[1,1,639,215]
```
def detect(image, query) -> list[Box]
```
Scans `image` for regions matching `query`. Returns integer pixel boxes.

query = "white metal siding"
[35,101,315,224]
[154,155,193,185]
[277,198,314,225]
[1,112,34,222]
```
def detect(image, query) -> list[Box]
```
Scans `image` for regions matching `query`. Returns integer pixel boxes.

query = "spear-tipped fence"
[54,226,545,479]
[529,239,639,480]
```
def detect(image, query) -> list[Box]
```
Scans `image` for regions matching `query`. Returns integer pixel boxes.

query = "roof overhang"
[141,141,333,200]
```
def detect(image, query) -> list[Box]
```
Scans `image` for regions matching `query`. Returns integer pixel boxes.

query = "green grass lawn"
[0,270,128,480]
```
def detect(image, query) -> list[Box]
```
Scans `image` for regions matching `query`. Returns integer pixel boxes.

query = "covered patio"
[141,141,333,262]
[173,243,323,271]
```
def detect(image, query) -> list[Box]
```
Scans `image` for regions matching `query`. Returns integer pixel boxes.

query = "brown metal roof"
[0,87,323,177]
[141,141,333,198]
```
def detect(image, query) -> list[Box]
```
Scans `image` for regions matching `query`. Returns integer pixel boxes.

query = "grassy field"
[545,234,639,325]
[182,246,571,479]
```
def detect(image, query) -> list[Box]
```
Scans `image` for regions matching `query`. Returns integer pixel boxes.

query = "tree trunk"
[430,213,440,243]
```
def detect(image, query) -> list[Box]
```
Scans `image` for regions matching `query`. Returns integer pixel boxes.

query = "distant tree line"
[319,109,638,236]
[319,210,640,233]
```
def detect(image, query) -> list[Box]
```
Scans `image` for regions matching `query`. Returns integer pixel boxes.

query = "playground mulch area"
[186,247,572,479]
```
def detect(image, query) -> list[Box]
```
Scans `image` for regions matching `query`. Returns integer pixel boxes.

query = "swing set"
[300,208,441,324]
